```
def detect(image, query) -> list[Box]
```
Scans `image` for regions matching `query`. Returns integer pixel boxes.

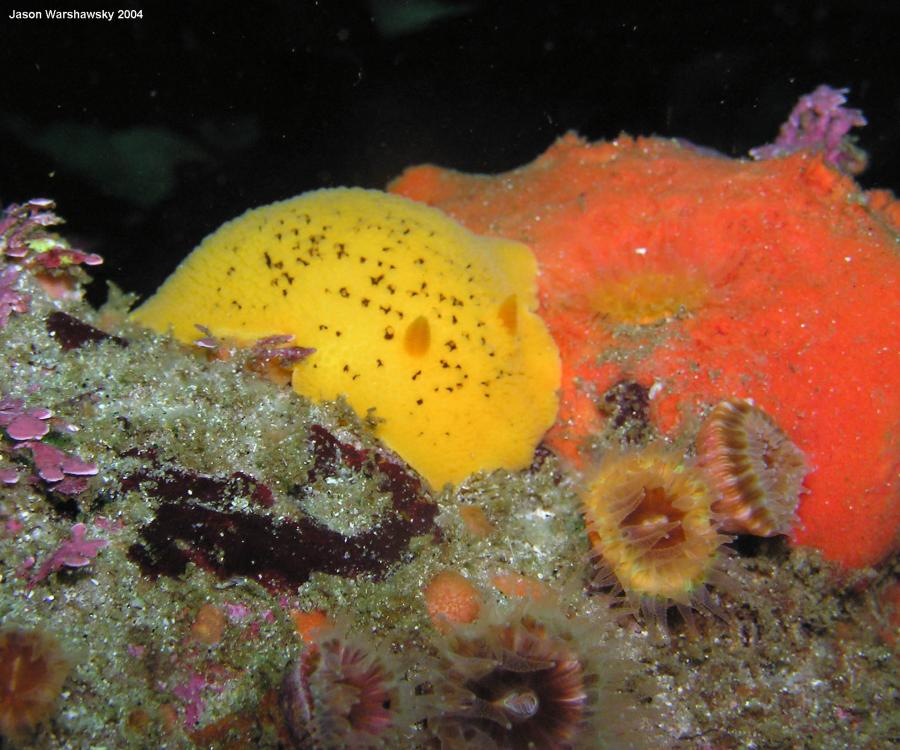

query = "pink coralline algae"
[0,199,103,309]
[0,266,30,329]
[750,84,868,174]
[0,199,102,271]
[0,397,51,442]
[29,522,109,586]
[171,670,223,729]
[20,441,98,487]
[0,395,98,495]
[192,325,315,381]
[247,334,316,369]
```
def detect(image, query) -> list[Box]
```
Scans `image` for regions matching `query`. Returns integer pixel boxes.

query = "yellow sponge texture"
[131,188,560,489]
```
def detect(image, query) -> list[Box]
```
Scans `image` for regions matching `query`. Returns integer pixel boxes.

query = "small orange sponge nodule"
[390,133,900,569]
[131,188,560,490]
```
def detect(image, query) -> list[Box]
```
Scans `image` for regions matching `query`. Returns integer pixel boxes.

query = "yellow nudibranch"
[131,188,561,489]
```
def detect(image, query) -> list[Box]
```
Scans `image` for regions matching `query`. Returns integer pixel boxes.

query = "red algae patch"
[390,133,900,569]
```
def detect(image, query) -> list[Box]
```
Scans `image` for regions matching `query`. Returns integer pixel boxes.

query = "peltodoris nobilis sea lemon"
[131,188,560,489]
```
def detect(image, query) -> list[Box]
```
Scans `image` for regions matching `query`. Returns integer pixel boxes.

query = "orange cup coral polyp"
[581,450,726,615]
[0,628,71,740]
[697,399,808,537]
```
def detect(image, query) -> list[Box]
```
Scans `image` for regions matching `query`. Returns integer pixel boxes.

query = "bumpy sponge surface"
[131,188,560,489]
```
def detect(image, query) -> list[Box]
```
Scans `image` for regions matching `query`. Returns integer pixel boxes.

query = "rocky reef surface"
[1,119,898,749]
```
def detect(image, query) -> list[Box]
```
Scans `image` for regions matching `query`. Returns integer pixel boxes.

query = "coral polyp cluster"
[697,399,808,537]
[427,605,639,750]
[0,628,71,740]
[280,626,407,749]
[581,450,727,620]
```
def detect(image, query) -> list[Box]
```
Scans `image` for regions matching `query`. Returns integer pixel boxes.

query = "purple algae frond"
[21,441,98,483]
[0,266,31,328]
[0,397,52,441]
[249,334,316,368]
[191,324,315,367]
[0,198,102,271]
[1,393,98,494]
[29,522,109,586]
[750,85,868,174]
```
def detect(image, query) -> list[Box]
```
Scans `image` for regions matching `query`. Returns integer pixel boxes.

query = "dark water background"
[1,0,898,304]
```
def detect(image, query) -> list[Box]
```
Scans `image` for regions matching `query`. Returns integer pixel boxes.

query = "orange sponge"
[390,133,900,569]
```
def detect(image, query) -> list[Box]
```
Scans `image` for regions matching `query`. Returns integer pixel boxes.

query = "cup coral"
[580,449,728,626]
[0,628,71,740]
[424,603,644,749]
[696,399,808,537]
[280,625,410,749]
